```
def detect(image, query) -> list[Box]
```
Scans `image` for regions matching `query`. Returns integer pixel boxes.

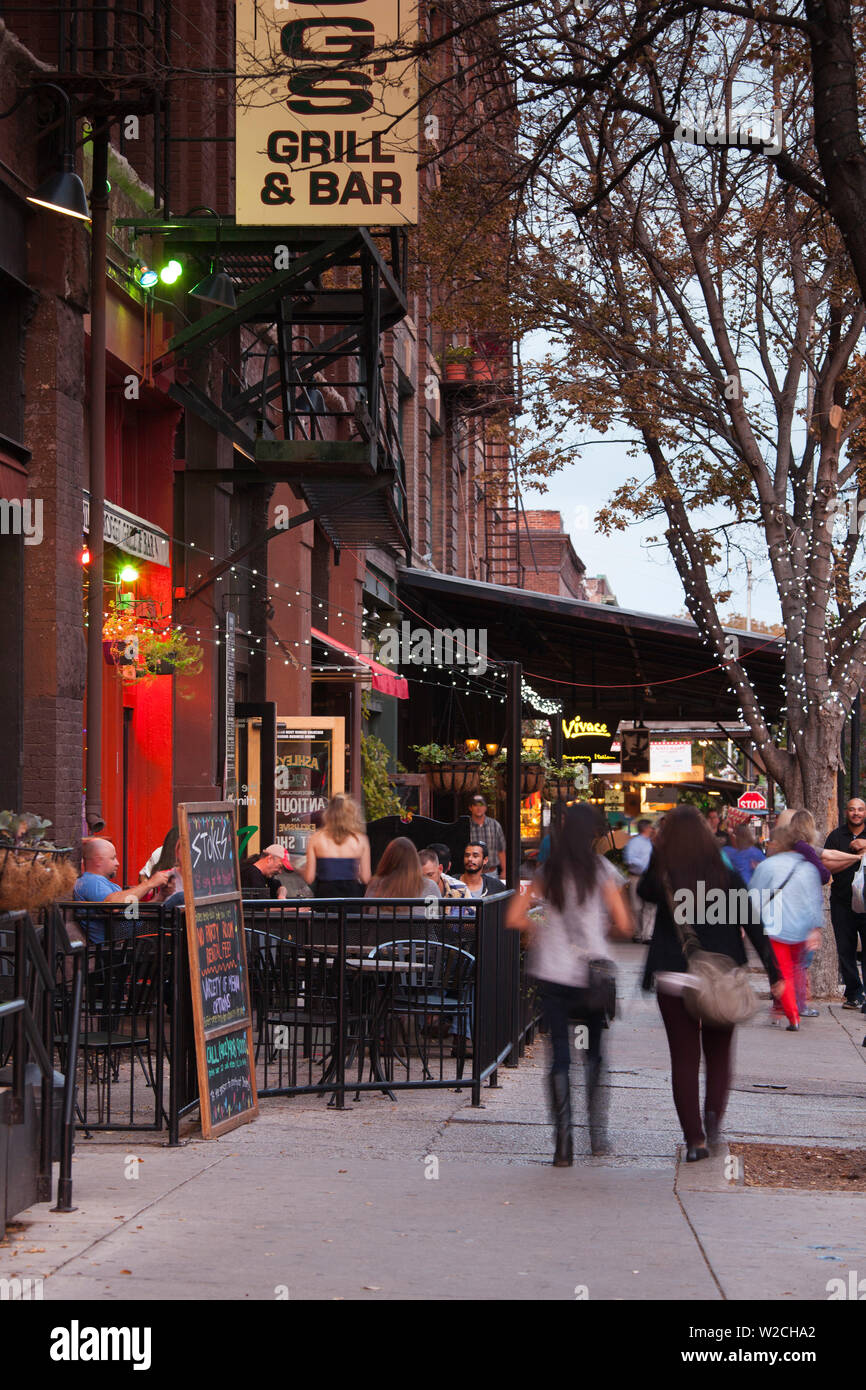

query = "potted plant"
[138,629,204,679]
[0,811,75,913]
[544,760,582,801]
[412,742,483,794]
[471,356,495,383]
[441,344,473,383]
[103,598,139,666]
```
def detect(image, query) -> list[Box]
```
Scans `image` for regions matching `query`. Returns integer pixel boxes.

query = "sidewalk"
[2,945,864,1300]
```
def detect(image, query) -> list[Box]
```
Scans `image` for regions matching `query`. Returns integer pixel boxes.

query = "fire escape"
[120,218,412,558]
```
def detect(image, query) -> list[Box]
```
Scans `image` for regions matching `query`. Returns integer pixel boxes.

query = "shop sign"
[235,0,418,226]
[649,741,692,777]
[560,713,616,765]
[82,493,170,567]
[275,718,345,854]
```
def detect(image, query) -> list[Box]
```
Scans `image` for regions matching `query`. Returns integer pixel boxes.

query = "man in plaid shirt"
[467,795,506,878]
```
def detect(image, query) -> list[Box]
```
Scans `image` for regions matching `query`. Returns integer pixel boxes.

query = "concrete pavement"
[2,943,864,1300]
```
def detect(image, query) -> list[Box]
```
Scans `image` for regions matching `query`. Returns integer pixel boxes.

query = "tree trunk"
[798,727,843,1000]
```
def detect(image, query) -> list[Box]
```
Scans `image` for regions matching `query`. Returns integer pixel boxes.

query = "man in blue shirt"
[624,819,655,942]
[73,838,172,944]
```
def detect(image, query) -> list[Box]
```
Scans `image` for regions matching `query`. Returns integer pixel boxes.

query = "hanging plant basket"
[103,636,139,667]
[0,838,75,913]
[421,761,482,795]
[521,762,546,796]
[544,775,578,802]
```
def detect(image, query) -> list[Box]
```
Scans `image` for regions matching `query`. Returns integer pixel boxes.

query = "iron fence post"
[168,911,180,1146]
[37,910,56,1199]
[52,942,84,1213]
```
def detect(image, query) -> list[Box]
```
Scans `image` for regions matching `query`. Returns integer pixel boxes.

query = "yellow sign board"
[236,0,419,226]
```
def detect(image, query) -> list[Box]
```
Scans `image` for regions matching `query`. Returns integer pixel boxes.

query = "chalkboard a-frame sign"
[178,801,258,1138]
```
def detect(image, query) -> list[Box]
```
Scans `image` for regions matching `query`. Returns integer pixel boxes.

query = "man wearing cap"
[241,845,290,900]
[467,794,506,879]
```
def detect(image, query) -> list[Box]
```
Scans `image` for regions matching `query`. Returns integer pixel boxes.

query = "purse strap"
[755,858,804,928]
[661,873,701,959]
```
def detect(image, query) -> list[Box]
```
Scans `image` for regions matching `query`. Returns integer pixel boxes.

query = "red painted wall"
[98,375,178,884]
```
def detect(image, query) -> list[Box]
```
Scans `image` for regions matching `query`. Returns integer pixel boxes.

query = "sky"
[522,441,782,625]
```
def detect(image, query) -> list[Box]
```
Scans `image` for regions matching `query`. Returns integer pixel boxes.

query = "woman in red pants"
[638,806,783,1161]
[748,821,825,1028]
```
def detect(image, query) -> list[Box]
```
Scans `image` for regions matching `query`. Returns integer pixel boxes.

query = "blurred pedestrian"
[303,793,371,899]
[507,803,632,1164]
[638,805,782,1160]
[623,818,655,943]
[749,823,823,1030]
[723,823,765,886]
[705,807,730,847]
[787,810,828,1015]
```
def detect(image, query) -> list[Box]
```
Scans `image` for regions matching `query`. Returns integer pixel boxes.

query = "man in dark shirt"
[823,798,866,1008]
[240,845,289,900]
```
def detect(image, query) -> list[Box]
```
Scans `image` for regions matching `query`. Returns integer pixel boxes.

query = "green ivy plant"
[362,731,405,821]
[412,742,483,765]
[139,629,204,679]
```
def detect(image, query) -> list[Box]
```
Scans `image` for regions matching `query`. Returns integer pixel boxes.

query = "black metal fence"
[43,891,539,1133]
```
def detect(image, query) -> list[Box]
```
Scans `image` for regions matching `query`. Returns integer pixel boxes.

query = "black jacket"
[638,862,780,993]
[824,823,862,904]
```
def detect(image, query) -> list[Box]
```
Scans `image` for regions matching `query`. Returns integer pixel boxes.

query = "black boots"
[586,1055,610,1156]
[549,1071,573,1166]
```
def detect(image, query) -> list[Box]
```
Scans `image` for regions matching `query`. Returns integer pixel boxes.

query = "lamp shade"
[27,168,90,221]
[190,268,236,308]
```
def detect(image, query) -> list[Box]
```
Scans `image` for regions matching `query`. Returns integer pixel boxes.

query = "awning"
[310,627,409,699]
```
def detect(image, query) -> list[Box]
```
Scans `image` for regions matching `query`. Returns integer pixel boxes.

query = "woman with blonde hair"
[303,793,371,898]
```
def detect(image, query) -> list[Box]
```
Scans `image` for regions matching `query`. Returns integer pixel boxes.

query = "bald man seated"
[73,837,172,944]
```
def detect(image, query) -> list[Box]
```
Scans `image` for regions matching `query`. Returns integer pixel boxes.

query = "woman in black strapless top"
[303,793,371,898]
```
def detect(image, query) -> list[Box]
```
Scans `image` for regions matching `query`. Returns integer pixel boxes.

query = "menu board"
[206,1028,256,1126]
[178,802,258,1139]
[194,899,248,1031]
[186,808,238,898]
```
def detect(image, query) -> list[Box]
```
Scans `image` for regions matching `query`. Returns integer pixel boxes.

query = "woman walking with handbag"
[638,805,783,1161]
[507,804,632,1165]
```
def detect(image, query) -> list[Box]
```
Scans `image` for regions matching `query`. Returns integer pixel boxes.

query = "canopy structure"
[311,627,409,699]
[397,568,784,726]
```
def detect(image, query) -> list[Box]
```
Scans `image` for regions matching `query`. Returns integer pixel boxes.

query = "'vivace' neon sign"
[561,717,611,740]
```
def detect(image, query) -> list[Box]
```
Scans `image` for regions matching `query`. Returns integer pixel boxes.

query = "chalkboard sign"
[206,1027,256,1127]
[193,899,248,1032]
[186,808,238,899]
[178,801,258,1139]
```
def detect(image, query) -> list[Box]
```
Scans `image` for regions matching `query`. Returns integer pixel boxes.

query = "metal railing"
[47,892,538,1130]
[0,909,78,1221]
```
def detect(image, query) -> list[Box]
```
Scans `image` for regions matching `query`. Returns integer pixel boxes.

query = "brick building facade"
[0,0,528,867]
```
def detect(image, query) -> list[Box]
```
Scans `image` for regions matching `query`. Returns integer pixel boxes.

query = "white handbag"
[851,860,866,915]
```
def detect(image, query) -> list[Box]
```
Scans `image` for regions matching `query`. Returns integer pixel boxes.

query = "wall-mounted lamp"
[0,83,90,221]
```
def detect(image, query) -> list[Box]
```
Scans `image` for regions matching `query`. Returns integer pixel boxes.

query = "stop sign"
[737,790,767,812]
